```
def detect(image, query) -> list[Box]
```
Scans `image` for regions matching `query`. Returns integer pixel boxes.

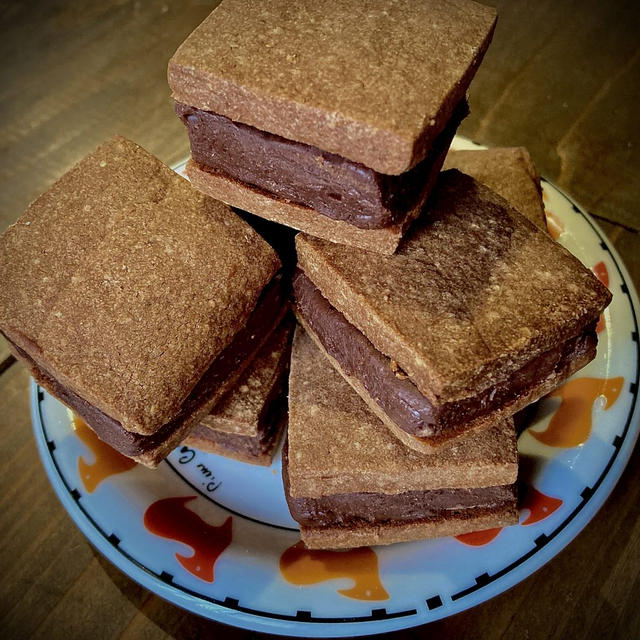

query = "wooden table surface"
[1,1,638,638]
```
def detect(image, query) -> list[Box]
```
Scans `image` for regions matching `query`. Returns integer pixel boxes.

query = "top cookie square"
[168,0,497,174]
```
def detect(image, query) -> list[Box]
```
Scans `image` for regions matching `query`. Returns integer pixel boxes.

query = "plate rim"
[30,156,640,637]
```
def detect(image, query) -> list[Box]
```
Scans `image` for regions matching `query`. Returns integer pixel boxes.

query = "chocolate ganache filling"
[175,100,468,230]
[292,270,597,439]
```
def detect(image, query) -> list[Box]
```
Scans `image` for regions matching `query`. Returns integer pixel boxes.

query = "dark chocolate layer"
[11,273,286,456]
[175,101,467,229]
[282,443,516,527]
[293,270,597,438]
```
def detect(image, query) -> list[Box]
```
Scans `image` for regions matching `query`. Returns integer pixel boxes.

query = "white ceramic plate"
[31,140,640,637]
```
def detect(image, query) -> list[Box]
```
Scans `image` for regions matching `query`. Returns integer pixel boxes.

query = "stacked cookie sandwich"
[284,148,563,548]
[166,1,612,548]
[293,169,609,455]
[288,170,609,547]
[0,137,286,467]
[1,1,613,552]
[168,0,497,254]
[285,327,519,548]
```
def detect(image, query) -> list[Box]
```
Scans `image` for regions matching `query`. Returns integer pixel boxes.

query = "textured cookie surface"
[0,136,280,435]
[296,170,611,404]
[287,328,517,499]
[444,147,546,229]
[168,0,496,174]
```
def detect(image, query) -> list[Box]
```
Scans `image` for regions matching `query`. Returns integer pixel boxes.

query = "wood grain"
[462,0,640,231]
[0,1,638,639]
[0,0,211,232]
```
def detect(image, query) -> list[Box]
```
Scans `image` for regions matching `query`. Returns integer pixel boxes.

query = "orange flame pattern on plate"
[73,415,136,493]
[279,542,389,600]
[545,211,564,240]
[454,528,502,546]
[592,261,609,287]
[520,486,563,526]
[143,496,232,582]
[530,377,623,448]
[592,261,609,333]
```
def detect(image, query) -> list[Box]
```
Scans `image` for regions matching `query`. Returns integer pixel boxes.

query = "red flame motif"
[530,377,623,448]
[520,486,563,526]
[279,542,389,600]
[73,415,136,493]
[143,496,232,582]
[456,485,564,546]
[545,211,564,240]
[592,261,609,287]
[592,261,609,333]
[455,528,502,546]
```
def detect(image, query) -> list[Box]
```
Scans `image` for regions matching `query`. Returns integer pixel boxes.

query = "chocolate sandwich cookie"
[0,136,284,467]
[185,316,294,466]
[444,146,547,231]
[168,0,497,254]
[284,328,519,549]
[294,170,612,453]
